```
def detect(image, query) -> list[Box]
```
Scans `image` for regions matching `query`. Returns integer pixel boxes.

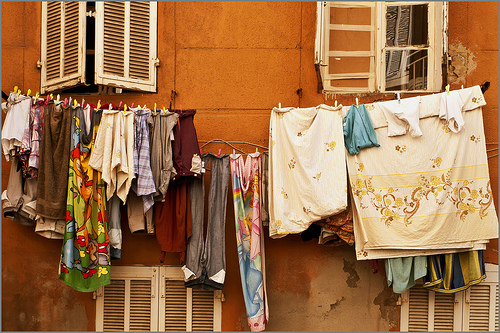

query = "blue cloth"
[343,104,380,155]
[385,256,427,293]
[423,250,486,293]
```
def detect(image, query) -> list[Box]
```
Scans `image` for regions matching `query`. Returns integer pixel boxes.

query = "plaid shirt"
[133,108,156,212]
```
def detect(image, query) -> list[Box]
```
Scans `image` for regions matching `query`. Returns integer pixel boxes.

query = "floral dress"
[230,152,268,331]
[59,106,110,292]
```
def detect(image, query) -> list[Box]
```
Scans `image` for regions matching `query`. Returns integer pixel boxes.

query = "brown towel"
[36,102,72,219]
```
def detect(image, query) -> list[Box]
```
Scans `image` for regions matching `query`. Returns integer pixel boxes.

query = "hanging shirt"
[89,109,135,203]
[378,96,423,137]
[171,109,202,183]
[59,106,111,292]
[2,93,31,161]
[342,104,380,155]
[19,99,45,178]
[439,90,465,133]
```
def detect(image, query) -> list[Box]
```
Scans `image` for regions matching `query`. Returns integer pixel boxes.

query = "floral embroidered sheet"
[269,104,347,238]
[345,86,498,260]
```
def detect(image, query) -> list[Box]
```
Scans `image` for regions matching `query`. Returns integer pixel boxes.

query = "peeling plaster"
[329,296,346,311]
[448,42,477,85]
[373,283,400,330]
[342,258,360,288]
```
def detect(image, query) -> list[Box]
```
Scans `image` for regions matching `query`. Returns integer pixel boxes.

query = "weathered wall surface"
[1,1,497,331]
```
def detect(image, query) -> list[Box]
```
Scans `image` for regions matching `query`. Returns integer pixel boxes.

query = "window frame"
[95,266,222,332]
[316,1,448,94]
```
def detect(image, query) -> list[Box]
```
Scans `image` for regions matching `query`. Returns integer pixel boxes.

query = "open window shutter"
[95,1,158,92]
[320,2,376,93]
[40,1,86,93]
[96,266,158,332]
[463,264,499,332]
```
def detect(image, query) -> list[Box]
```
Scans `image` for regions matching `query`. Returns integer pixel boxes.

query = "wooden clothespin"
[123,104,127,114]
[218,149,222,157]
[446,84,450,95]
[355,97,359,108]
[396,92,401,104]
[64,98,68,107]
[96,99,101,111]
[154,103,157,115]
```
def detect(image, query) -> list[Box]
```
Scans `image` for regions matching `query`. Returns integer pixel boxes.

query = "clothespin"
[69,96,72,106]
[131,103,134,108]
[27,89,31,97]
[218,149,222,157]
[64,98,68,107]
[396,92,401,104]
[123,104,127,114]
[56,94,60,103]
[334,100,338,108]
[278,102,281,108]
[154,103,157,115]
[81,98,85,108]
[355,98,359,108]
[233,149,235,156]
[109,102,112,111]
[200,148,203,155]
[446,84,450,95]
[50,93,54,101]
[13,86,18,94]
[74,98,78,108]
[97,99,101,111]
[35,92,39,100]
[256,147,258,153]
[162,105,166,115]
[16,89,22,100]
[118,101,123,110]
[461,85,464,90]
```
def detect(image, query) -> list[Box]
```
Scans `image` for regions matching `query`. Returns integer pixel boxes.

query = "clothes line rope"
[199,139,268,153]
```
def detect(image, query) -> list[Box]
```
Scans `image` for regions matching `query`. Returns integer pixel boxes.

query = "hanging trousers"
[183,153,229,290]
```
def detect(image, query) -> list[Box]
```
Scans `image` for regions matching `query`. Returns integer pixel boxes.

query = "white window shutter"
[320,2,376,93]
[95,1,158,92]
[463,264,499,332]
[40,1,86,93]
[192,288,215,331]
[95,266,158,332]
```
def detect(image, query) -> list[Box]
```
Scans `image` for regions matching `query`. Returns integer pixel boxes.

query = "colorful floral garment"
[59,106,110,292]
[230,152,268,331]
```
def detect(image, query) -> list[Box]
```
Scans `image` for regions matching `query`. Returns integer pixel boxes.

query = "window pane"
[385,49,428,91]
[386,4,428,47]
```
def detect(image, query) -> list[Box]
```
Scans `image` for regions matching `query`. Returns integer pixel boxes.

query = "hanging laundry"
[131,107,156,212]
[149,111,179,201]
[60,105,110,292]
[171,109,202,183]
[269,104,347,238]
[346,86,498,260]
[342,104,380,155]
[19,99,44,178]
[126,190,154,234]
[107,193,123,260]
[36,102,72,223]
[439,90,465,133]
[230,152,269,332]
[423,250,486,293]
[183,153,229,290]
[260,151,270,227]
[378,96,423,137]
[154,182,192,263]
[1,92,31,161]
[385,256,427,294]
[315,199,354,246]
[2,156,38,226]
[89,108,135,203]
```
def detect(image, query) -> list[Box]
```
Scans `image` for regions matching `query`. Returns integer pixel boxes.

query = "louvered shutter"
[164,280,188,331]
[318,2,376,93]
[40,1,86,93]
[95,1,158,92]
[96,266,158,331]
[463,264,499,332]
[401,285,460,331]
[192,289,215,331]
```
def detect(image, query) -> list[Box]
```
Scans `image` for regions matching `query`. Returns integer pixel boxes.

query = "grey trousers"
[183,153,229,290]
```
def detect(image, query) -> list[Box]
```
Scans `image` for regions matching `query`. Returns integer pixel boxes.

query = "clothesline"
[199,139,269,154]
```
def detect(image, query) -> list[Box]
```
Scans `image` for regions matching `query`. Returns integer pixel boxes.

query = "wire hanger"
[199,139,247,155]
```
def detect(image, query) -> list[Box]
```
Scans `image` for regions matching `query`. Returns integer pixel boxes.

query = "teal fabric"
[342,104,380,155]
[385,256,427,293]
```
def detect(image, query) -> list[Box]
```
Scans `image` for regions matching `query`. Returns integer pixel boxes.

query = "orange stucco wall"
[2,2,498,331]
